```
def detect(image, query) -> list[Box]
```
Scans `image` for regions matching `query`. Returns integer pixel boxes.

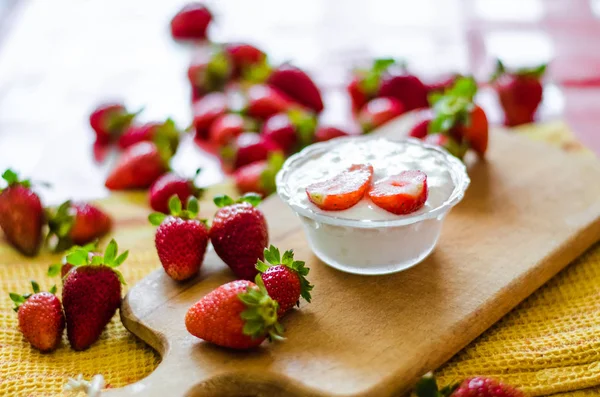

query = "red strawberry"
[149,196,209,281]
[188,51,232,98]
[192,92,229,139]
[414,372,524,397]
[408,111,434,139]
[185,277,283,349]
[46,201,112,251]
[245,84,296,120]
[224,43,267,78]
[149,170,203,214]
[89,103,138,145]
[347,58,397,113]
[368,170,428,215]
[105,141,170,190]
[9,281,65,352]
[221,132,281,170]
[378,71,429,111]
[117,118,181,154]
[306,164,373,211]
[423,134,468,159]
[256,245,313,316]
[210,194,269,280]
[492,59,546,127]
[170,3,213,40]
[62,239,128,350]
[48,242,99,281]
[0,169,44,256]
[358,97,405,133]
[267,64,324,113]
[234,152,284,197]
[261,109,317,152]
[209,113,256,147]
[314,125,350,142]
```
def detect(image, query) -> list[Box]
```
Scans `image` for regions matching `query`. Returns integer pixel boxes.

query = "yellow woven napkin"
[0,123,597,396]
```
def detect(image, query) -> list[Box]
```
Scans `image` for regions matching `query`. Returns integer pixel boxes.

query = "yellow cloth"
[0,123,597,396]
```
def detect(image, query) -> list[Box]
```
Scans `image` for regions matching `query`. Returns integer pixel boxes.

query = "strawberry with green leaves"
[210,193,269,280]
[491,59,546,127]
[89,103,139,145]
[46,200,112,252]
[0,169,44,256]
[149,196,209,281]
[62,239,128,350]
[415,372,524,397]
[347,58,396,113]
[9,281,65,352]
[256,245,312,316]
[428,77,488,157]
[234,152,284,197]
[185,276,284,349]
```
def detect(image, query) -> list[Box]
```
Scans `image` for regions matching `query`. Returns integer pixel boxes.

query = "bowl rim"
[276,135,471,229]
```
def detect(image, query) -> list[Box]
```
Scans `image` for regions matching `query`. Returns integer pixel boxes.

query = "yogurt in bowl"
[276,136,470,275]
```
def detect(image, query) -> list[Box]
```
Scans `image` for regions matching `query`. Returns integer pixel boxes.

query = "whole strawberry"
[414,373,524,397]
[170,2,213,40]
[0,169,44,256]
[234,152,284,197]
[185,276,283,349]
[210,193,268,280]
[9,281,65,352]
[491,59,546,127]
[117,118,181,154]
[62,239,128,350]
[105,141,170,190]
[89,103,138,145]
[256,245,313,316]
[46,200,112,251]
[149,170,203,214]
[149,196,209,281]
[267,64,324,113]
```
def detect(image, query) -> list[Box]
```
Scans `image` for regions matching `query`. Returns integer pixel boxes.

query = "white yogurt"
[277,136,470,275]
[287,138,455,220]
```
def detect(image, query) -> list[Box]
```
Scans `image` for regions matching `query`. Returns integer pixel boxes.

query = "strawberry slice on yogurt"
[306,164,373,211]
[368,170,428,215]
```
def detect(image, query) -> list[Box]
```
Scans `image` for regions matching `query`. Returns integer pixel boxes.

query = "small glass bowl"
[276,136,470,275]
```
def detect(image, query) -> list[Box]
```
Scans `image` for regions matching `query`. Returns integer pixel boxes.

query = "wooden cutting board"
[104,125,600,397]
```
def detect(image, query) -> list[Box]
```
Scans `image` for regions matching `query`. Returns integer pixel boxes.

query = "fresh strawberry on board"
[267,64,324,113]
[149,170,203,214]
[414,372,524,397]
[314,125,350,142]
[117,118,181,154]
[48,241,99,280]
[0,169,44,256]
[245,84,296,120]
[234,152,284,197]
[358,97,405,133]
[9,281,65,352]
[170,2,213,40]
[105,141,171,190]
[188,51,232,99]
[224,43,267,78]
[209,113,256,147]
[185,276,284,349]
[261,109,317,152]
[210,193,269,280]
[256,245,313,316]
[192,92,229,139]
[62,239,128,350]
[149,196,209,281]
[306,164,374,211]
[347,58,396,113]
[221,132,281,170]
[368,170,428,215]
[491,59,546,127]
[424,134,468,159]
[89,103,139,145]
[46,200,112,252]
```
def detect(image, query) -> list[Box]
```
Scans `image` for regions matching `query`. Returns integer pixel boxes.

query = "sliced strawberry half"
[305,164,373,211]
[368,170,428,215]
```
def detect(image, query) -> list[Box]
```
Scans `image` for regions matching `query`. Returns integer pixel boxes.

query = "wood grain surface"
[104,125,600,397]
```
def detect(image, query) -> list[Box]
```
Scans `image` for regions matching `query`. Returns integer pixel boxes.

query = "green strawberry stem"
[153,118,181,155]
[1,168,32,190]
[45,200,76,252]
[65,239,128,285]
[491,59,547,83]
[9,281,57,311]
[238,275,285,342]
[213,193,262,208]
[148,195,203,226]
[256,245,313,303]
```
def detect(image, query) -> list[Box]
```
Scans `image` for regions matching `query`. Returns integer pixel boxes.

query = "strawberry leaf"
[213,194,235,208]
[414,373,440,397]
[168,195,182,216]
[103,239,118,265]
[238,193,262,207]
[264,245,281,265]
[9,293,25,304]
[186,196,199,218]
[91,255,104,265]
[281,250,294,266]
[113,270,127,286]
[66,250,89,266]
[47,263,62,277]
[2,169,18,185]
[31,281,40,294]
[49,285,57,295]
[114,251,129,267]
[255,260,269,273]
[148,212,167,226]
